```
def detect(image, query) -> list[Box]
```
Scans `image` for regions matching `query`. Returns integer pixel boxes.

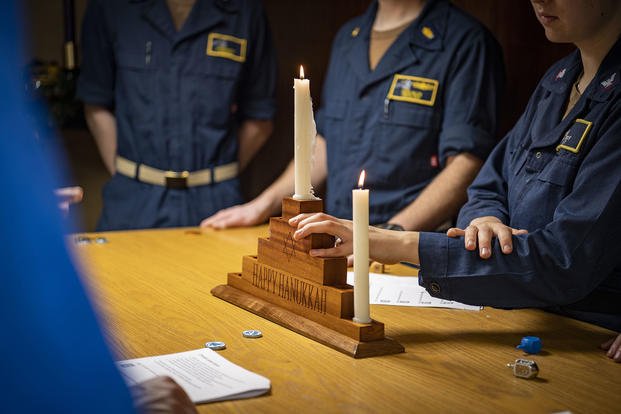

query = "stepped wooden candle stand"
[211,197,404,358]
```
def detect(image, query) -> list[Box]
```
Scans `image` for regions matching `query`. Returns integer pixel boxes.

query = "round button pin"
[242,330,262,338]
[205,341,226,350]
[430,282,441,293]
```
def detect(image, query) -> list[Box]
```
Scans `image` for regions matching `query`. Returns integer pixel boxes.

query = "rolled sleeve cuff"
[418,231,451,299]
[239,98,276,120]
[76,81,114,108]
[439,124,496,166]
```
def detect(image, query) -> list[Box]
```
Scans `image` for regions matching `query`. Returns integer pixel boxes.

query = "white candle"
[353,170,371,324]
[293,66,317,200]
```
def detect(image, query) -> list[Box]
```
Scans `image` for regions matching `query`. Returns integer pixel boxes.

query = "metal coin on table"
[74,236,91,245]
[242,330,262,338]
[205,341,226,350]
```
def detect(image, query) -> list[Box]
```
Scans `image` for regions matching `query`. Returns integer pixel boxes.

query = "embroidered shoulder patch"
[556,119,592,153]
[387,74,438,106]
[206,32,246,63]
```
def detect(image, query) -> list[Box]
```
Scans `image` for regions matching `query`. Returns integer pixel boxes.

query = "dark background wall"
[24,0,574,231]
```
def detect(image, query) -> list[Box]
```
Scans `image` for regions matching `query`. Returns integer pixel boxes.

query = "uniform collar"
[541,36,621,103]
[586,36,621,102]
[140,0,236,45]
[347,0,449,95]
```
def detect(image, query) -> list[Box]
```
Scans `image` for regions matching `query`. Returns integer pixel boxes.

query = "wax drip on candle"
[358,170,366,189]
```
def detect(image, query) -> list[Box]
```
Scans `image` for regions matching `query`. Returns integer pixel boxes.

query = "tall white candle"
[353,170,371,324]
[293,66,317,200]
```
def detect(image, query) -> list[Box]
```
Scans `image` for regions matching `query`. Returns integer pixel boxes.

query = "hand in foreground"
[54,186,84,214]
[200,199,271,229]
[446,216,528,259]
[289,213,418,265]
[130,376,197,414]
[600,334,621,362]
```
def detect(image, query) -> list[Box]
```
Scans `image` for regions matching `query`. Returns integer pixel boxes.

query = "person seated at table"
[288,0,621,357]
[1,2,199,411]
[202,0,505,232]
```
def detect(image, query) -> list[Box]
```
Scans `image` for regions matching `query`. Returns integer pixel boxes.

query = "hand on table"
[446,216,528,259]
[200,198,271,229]
[601,334,621,362]
[130,376,197,414]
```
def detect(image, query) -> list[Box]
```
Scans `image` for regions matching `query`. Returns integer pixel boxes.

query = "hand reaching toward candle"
[289,213,420,265]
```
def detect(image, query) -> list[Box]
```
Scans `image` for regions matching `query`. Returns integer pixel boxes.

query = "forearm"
[237,119,273,171]
[84,104,117,174]
[390,153,483,231]
[371,228,420,265]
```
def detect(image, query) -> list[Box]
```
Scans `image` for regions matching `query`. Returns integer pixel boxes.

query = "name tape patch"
[387,74,438,106]
[206,32,246,63]
[556,119,592,153]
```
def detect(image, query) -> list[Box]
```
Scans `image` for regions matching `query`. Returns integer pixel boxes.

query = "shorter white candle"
[353,170,371,324]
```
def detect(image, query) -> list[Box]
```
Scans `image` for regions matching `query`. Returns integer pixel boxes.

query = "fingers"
[200,209,236,229]
[293,219,342,241]
[476,225,493,259]
[309,245,350,258]
[201,205,260,229]
[496,225,514,254]
[446,227,465,238]
[602,335,621,362]
[464,225,478,251]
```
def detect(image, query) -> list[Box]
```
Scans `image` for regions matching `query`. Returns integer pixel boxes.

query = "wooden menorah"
[211,197,404,358]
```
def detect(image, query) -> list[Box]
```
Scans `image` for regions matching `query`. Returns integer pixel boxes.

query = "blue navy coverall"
[315,0,504,224]
[419,39,621,331]
[78,0,276,230]
[2,2,135,411]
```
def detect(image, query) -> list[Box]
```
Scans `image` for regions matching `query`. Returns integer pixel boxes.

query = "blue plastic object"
[516,336,542,354]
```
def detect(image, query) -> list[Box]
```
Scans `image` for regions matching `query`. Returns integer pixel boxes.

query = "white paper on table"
[116,348,270,404]
[346,272,482,311]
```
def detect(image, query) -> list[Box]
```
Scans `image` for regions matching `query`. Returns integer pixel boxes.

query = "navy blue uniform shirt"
[315,0,504,224]
[419,38,621,331]
[2,2,135,410]
[77,0,276,230]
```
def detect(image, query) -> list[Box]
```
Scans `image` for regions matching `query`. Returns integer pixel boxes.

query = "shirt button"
[430,282,441,294]
[535,151,542,159]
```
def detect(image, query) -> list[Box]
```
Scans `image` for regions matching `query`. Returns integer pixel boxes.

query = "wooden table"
[75,227,620,413]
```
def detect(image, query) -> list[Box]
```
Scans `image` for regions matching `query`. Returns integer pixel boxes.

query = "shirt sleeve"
[236,3,277,120]
[438,29,505,166]
[419,105,621,310]
[76,0,116,108]
[456,87,542,228]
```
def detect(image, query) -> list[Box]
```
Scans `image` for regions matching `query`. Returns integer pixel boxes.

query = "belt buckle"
[164,170,190,189]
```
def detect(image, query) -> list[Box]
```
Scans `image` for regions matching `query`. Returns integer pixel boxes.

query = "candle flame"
[300,65,305,79]
[358,170,366,188]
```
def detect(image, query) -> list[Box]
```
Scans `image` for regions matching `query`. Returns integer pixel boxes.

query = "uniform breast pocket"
[536,156,578,188]
[322,99,347,134]
[377,103,438,171]
[191,59,242,128]
[116,51,155,123]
